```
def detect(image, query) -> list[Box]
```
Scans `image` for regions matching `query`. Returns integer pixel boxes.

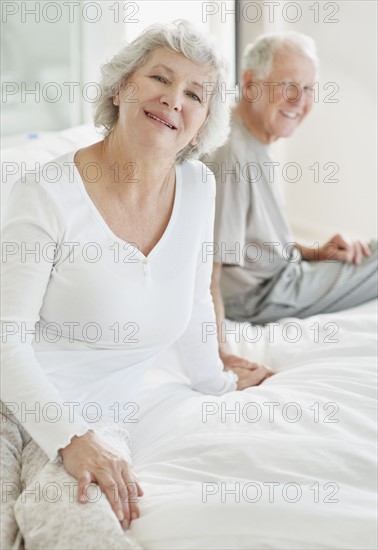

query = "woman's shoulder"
[178,158,216,197]
[3,150,80,226]
[10,150,77,191]
[175,159,216,227]
[8,150,79,204]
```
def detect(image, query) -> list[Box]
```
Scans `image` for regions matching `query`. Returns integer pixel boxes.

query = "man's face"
[245,48,316,143]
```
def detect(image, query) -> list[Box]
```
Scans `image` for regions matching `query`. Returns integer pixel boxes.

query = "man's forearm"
[294,242,319,261]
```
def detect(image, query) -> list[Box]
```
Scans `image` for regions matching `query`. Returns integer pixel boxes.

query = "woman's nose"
[160,89,183,111]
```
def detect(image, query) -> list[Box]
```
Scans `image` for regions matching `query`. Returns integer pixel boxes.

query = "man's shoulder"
[208,123,266,167]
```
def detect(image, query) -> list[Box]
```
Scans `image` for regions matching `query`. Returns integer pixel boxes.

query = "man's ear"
[242,69,256,87]
[113,93,120,106]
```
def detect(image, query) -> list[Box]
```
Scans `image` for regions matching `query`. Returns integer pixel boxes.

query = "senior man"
[206,32,377,361]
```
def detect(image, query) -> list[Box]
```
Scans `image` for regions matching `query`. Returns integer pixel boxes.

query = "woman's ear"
[190,134,199,146]
[113,76,129,106]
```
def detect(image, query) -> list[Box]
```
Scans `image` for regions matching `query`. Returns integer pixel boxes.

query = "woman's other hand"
[221,354,274,390]
[59,430,144,529]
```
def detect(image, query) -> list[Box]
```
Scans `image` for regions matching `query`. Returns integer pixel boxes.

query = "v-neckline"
[72,151,181,262]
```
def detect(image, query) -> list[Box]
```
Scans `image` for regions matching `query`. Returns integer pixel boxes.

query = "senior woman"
[1,20,271,549]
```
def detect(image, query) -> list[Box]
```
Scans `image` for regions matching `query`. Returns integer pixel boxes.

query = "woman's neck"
[94,134,176,201]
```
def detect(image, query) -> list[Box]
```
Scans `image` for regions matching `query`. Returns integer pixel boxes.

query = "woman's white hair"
[94,19,230,164]
[241,31,319,79]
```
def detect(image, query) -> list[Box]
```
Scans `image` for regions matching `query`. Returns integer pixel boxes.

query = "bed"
[1,126,377,549]
[131,300,377,549]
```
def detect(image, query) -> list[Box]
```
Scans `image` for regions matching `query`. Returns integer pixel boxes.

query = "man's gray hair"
[94,19,230,164]
[241,31,318,79]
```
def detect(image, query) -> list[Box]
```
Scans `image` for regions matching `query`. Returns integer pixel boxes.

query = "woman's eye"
[151,75,166,83]
[187,92,201,103]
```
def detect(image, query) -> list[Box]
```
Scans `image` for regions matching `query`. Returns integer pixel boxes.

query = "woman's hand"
[221,354,274,390]
[59,430,144,530]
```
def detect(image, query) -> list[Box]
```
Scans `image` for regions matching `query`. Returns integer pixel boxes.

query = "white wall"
[237,0,377,242]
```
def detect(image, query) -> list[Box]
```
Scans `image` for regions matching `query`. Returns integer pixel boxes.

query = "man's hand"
[221,353,274,390]
[320,234,371,264]
[60,430,144,530]
[297,234,371,264]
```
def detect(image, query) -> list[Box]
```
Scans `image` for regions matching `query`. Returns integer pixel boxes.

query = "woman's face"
[113,47,215,157]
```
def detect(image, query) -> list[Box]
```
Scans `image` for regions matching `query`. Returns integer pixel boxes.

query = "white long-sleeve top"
[1,151,236,460]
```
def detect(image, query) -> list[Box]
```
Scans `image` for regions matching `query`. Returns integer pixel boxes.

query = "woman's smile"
[144,109,178,130]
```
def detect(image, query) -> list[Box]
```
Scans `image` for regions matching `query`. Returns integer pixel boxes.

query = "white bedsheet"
[128,301,377,549]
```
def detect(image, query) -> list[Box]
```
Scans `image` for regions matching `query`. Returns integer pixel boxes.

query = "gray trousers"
[225,239,378,325]
[0,403,142,550]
